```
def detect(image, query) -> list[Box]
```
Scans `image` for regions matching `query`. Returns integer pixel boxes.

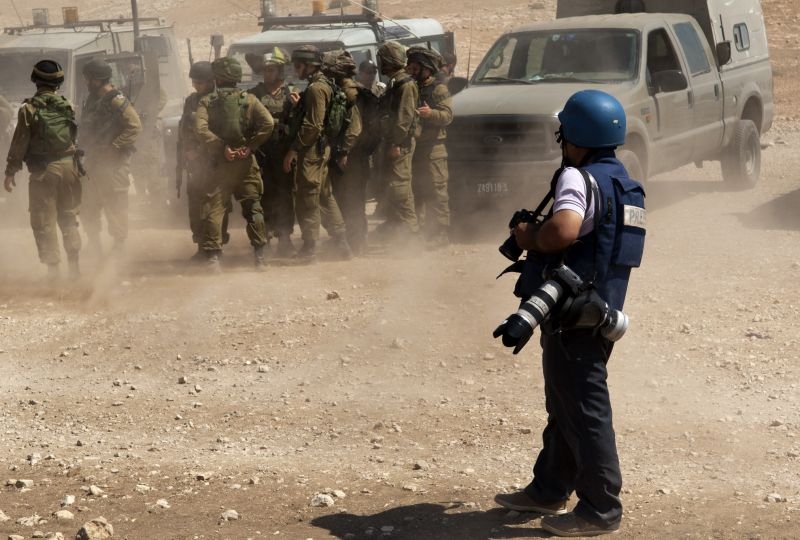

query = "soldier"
[80,58,142,255]
[406,46,453,248]
[322,50,371,256]
[3,60,82,279]
[246,48,296,257]
[178,61,231,261]
[374,41,421,240]
[357,60,385,98]
[437,52,458,86]
[195,57,273,272]
[283,45,349,262]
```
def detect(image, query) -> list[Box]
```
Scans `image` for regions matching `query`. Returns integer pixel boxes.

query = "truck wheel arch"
[620,132,648,182]
[741,96,764,134]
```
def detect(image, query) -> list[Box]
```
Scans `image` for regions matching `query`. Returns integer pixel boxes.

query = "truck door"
[645,28,693,171]
[671,21,724,162]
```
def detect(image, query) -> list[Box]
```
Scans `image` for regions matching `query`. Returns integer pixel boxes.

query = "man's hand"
[289,92,301,106]
[387,144,402,159]
[417,101,432,119]
[4,174,15,193]
[237,147,252,159]
[513,221,540,251]
[336,153,348,171]
[224,146,238,162]
[283,149,298,173]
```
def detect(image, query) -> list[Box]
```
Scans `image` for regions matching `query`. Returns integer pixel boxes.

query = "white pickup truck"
[448,0,774,217]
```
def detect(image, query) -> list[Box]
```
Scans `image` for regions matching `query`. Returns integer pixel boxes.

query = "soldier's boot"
[46,263,60,282]
[293,240,317,264]
[254,245,267,272]
[189,245,206,263]
[331,234,354,261]
[67,255,80,280]
[276,234,295,258]
[206,251,222,274]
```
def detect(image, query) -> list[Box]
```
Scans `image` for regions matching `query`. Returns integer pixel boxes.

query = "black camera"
[499,209,539,262]
[493,264,629,354]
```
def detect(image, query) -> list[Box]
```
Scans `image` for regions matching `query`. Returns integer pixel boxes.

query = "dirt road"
[1,0,799,538]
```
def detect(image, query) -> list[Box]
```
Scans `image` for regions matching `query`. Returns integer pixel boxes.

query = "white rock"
[135,484,151,493]
[9,535,25,540]
[220,509,240,521]
[15,479,34,489]
[310,494,335,507]
[413,460,429,471]
[178,376,188,384]
[75,516,114,539]
[765,493,785,503]
[381,526,395,533]
[156,499,170,509]
[332,489,346,499]
[61,494,76,507]
[16,514,43,526]
[88,485,104,496]
[0,509,10,522]
[54,509,74,521]
[45,533,65,540]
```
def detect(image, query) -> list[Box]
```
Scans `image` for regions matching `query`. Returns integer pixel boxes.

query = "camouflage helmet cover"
[212,56,243,83]
[406,46,443,74]
[291,44,322,66]
[377,41,407,69]
[82,58,112,80]
[321,49,357,80]
[31,59,65,86]
[188,60,214,81]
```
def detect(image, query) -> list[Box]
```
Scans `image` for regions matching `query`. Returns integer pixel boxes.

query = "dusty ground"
[1,0,800,539]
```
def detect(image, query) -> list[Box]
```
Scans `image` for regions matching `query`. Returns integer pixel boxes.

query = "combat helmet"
[377,41,407,70]
[558,90,626,148]
[291,45,323,66]
[189,61,214,82]
[82,58,112,81]
[31,59,64,87]
[321,50,357,80]
[246,47,289,74]
[212,57,243,83]
[406,46,442,75]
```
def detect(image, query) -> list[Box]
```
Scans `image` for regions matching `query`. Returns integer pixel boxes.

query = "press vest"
[514,153,646,312]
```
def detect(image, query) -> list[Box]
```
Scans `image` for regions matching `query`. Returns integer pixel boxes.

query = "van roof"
[232,17,445,48]
[0,23,174,51]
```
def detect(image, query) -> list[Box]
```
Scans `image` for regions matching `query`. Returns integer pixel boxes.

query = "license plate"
[476,181,509,194]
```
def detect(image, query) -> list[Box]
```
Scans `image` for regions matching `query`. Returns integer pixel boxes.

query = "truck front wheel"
[721,119,761,188]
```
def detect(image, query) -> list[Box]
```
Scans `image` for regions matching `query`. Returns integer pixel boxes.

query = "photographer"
[493,90,645,537]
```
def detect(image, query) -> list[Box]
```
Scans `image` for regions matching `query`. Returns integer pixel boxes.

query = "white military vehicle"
[226,1,455,87]
[448,0,774,220]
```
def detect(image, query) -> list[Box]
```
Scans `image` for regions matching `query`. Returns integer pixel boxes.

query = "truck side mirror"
[652,69,688,93]
[716,41,732,66]
[447,76,468,96]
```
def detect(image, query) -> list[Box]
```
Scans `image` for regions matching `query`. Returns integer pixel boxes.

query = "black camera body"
[493,263,628,354]
[499,209,540,262]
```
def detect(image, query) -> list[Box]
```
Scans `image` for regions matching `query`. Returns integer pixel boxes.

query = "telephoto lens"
[493,279,564,354]
[599,309,629,341]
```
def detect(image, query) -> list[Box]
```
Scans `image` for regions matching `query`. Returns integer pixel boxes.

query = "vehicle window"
[733,23,750,52]
[647,29,681,75]
[672,22,710,75]
[472,29,638,85]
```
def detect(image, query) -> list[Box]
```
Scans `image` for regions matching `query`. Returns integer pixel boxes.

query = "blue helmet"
[557,90,626,148]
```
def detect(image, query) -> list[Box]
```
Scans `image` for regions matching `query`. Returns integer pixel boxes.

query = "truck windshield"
[0,51,69,102]
[473,29,639,85]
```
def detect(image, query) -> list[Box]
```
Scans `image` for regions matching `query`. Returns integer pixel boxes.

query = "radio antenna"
[466,0,476,77]
[347,0,421,39]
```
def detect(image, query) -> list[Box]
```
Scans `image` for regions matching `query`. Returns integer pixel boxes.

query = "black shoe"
[541,512,620,537]
[494,491,568,514]
[293,241,317,264]
[189,247,206,263]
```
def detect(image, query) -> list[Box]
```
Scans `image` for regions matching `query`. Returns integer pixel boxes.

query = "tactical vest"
[206,88,249,148]
[379,75,420,144]
[249,83,292,144]
[323,77,350,142]
[514,153,646,312]
[81,88,130,149]
[355,85,381,153]
[179,92,203,151]
[25,93,76,161]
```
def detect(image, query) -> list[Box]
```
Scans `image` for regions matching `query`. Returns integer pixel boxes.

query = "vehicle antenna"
[466,0,476,77]
[9,0,25,26]
[347,0,421,39]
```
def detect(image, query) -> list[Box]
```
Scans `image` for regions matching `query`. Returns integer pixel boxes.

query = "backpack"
[323,77,351,141]
[355,86,381,153]
[207,88,249,147]
[26,93,76,158]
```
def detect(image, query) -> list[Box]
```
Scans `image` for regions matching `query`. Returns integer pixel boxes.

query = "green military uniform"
[80,87,142,249]
[328,77,368,254]
[377,68,420,234]
[413,77,452,239]
[249,81,296,243]
[5,88,82,270]
[195,85,273,255]
[289,70,336,248]
[179,91,231,247]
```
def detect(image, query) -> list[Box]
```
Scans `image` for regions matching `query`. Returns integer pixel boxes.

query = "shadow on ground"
[312,503,551,540]
[735,187,800,231]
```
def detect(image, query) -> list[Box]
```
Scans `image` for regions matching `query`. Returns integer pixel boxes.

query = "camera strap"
[577,168,602,285]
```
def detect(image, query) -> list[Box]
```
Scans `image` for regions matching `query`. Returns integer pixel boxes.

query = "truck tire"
[721,119,760,188]
[617,149,645,183]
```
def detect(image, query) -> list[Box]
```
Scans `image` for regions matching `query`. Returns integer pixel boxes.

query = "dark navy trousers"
[525,329,623,528]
